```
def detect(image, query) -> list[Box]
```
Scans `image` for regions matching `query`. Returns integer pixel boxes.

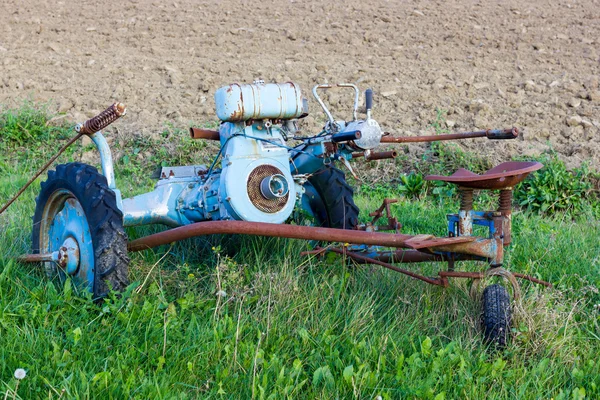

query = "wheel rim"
[40,189,95,292]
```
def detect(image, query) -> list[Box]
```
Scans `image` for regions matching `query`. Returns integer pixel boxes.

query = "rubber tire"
[481,284,511,347]
[32,162,129,298]
[306,166,359,229]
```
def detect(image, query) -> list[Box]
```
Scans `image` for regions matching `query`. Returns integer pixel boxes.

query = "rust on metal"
[323,142,339,158]
[18,253,54,263]
[425,161,543,190]
[459,189,474,211]
[0,133,83,216]
[457,189,474,236]
[380,128,518,143]
[362,250,445,263]
[189,127,221,141]
[360,198,400,232]
[416,238,501,261]
[352,150,397,161]
[300,247,478,264]
[498,189,513,245]
[1,102,127,216]
[76,102,126,135]
[326,247,443,286]
[247,165,289,213]
[404,235,477,250]
[127,220,417,252]
[438,270,551,288]
[305,247,551,288]
[512,272,552,287]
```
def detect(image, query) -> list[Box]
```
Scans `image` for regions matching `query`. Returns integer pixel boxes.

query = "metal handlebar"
[312,83,360,127]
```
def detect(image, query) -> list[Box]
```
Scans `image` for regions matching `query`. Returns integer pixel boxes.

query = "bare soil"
[1,0,599,169]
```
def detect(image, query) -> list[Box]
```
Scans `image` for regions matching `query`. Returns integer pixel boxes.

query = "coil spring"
[459,189,474,211]
[76,103,126,135]
[498,189,513,212]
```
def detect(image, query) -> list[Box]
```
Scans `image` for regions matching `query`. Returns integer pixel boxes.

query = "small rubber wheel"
[32,162,129,298]
[303,166,359,229]
[481,284,512,347]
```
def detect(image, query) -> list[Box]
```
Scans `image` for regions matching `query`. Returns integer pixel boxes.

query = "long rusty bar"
[1,102,126,217]
[127,220,415,252]
[0,133,82,215]
[438,271,552,287]
[362,249,445,263]
[380,128,518,143]
[301,248,445,263]
[187,127,519,146]
[300,247,480,264]
[512,272,552,287]
[326,247,443,285]
[335,250,551,288]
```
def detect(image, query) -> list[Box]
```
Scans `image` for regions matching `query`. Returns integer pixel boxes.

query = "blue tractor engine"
[122,82,308,226]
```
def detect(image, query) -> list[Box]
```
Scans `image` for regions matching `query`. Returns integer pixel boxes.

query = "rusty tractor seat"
[425,161,543,190]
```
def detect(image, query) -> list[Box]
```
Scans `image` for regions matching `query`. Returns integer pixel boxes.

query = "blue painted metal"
[215,82,306,122]
[45,191,94,291]
[123,121,299,227]
[120,82,385,228]
[218,122,296,223]
[290,142,327,175]
[89,131,123,211]
[447,211,496,238]
[122,181,193,227]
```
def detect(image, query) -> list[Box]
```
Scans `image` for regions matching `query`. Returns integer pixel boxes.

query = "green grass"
[1,106,599,399]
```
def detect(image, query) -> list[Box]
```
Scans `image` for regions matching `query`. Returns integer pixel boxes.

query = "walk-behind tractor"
[5,81,551,346]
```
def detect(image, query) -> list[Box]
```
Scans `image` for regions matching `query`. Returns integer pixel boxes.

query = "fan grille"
[246,164,289,213]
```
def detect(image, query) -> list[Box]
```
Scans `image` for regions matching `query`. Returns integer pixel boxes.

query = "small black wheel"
[32,162,129,298]
[481,284,512,347]
[303,166,359,229]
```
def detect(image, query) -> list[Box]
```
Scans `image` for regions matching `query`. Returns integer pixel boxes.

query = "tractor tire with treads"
[32,162,129,299]
[481,283,512,347]
[305,166,359,229]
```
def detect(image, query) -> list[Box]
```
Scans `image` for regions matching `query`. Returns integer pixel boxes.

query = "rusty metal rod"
[380,128,518,143]
[438,271,551,287]
[18,253,54,263]
[301,248,445,263]
[352,150,398,161]
[362,250,445,263]
[127,220,415,252]
[1,103,126,216]
[327,247,443,285]
[305,247,551,288]
[0,133,82,216]
[512,272,552,287]
[190,127,221,141]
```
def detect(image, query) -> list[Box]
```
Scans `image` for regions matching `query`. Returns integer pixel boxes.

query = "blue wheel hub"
[42,190,95,291]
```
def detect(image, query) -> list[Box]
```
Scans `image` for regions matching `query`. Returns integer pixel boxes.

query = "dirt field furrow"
[1,0,598,167]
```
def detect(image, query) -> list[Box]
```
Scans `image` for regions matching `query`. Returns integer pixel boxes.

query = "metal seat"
[424,161,543,190]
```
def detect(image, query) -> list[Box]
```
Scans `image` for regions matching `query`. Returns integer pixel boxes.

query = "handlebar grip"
[331,130,362,143]
[365,89,373,110]
[76,103,126,135]
[486,128,519,140]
